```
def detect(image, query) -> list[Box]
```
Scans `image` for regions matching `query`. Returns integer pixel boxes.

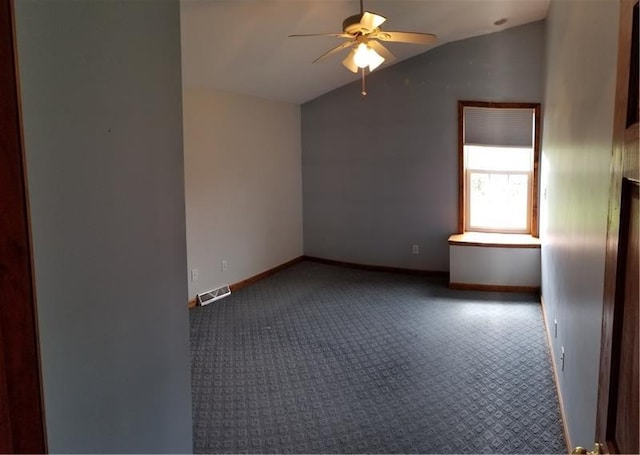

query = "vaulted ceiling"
[180,0,549,104]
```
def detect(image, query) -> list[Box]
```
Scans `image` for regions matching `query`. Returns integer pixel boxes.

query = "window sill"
[448,232,541,248]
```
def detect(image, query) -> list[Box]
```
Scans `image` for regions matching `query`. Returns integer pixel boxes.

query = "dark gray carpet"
[190,261,566,454]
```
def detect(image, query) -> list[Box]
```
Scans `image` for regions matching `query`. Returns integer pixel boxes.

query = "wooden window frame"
[457,101,541,237]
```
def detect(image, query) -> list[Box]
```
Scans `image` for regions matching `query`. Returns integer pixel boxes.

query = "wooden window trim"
[457,101,541,237]
[448,232,541,248]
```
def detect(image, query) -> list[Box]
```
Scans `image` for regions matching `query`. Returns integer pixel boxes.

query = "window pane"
[469,173,528,230]
[466,145,532,172]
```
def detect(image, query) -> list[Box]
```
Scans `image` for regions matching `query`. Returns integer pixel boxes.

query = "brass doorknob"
[571,443,603,455]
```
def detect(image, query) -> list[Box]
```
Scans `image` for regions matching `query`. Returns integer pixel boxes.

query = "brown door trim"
[596,0,639,452]
[0,0,47,452]
[598,177,639,453]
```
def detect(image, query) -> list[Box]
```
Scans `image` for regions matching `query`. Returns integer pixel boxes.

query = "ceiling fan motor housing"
[343,14,369,34]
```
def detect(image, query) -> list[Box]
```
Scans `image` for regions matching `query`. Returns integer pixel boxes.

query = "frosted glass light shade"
[367,48,384,70]
[353,43,370,68]
[353,43,385,71]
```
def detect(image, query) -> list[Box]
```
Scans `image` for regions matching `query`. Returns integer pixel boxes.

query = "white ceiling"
[180,0,549,104]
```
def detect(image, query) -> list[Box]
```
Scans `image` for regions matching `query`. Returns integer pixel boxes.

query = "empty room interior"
[4,0,638,454]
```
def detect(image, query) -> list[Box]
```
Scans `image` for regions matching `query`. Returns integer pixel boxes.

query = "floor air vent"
[197,285,231,306]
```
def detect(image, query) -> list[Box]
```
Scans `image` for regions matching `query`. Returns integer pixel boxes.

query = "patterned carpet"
[190,260,566,454]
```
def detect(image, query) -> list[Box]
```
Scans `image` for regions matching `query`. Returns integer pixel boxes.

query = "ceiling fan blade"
[368,40,395,63]
[313,40,355,63]
[342,50,358,73]
[289,33,353,38]
[360,11,386,31]
[377,31,437,45]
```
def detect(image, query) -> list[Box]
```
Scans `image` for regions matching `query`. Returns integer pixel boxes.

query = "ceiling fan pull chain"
[361,68,367,96]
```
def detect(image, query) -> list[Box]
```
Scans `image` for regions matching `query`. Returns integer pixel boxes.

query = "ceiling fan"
[289,0,437,95]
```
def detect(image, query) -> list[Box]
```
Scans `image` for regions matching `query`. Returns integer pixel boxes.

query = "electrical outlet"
[561,346,565,372]
[554,319,558,338]
[191,268,198,282]
[412,244,419,254]
[221,260,228,272]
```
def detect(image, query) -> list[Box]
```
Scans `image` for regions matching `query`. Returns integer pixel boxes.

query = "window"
[458,101,540,235]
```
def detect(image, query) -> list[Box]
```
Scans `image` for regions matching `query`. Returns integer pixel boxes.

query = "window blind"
[464,107,534,147]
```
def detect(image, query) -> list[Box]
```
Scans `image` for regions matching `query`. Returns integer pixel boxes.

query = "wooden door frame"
[596,0,639,452]
[0,0,47,452]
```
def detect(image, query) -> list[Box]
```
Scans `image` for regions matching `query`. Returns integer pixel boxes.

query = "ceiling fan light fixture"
[353,43,370,67]
[353,43,384,70]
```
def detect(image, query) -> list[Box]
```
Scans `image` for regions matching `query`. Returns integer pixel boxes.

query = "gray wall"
[15,1,193,452]
[183,89,303,298]
[540,0,619,448]
[302,21,545,271]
